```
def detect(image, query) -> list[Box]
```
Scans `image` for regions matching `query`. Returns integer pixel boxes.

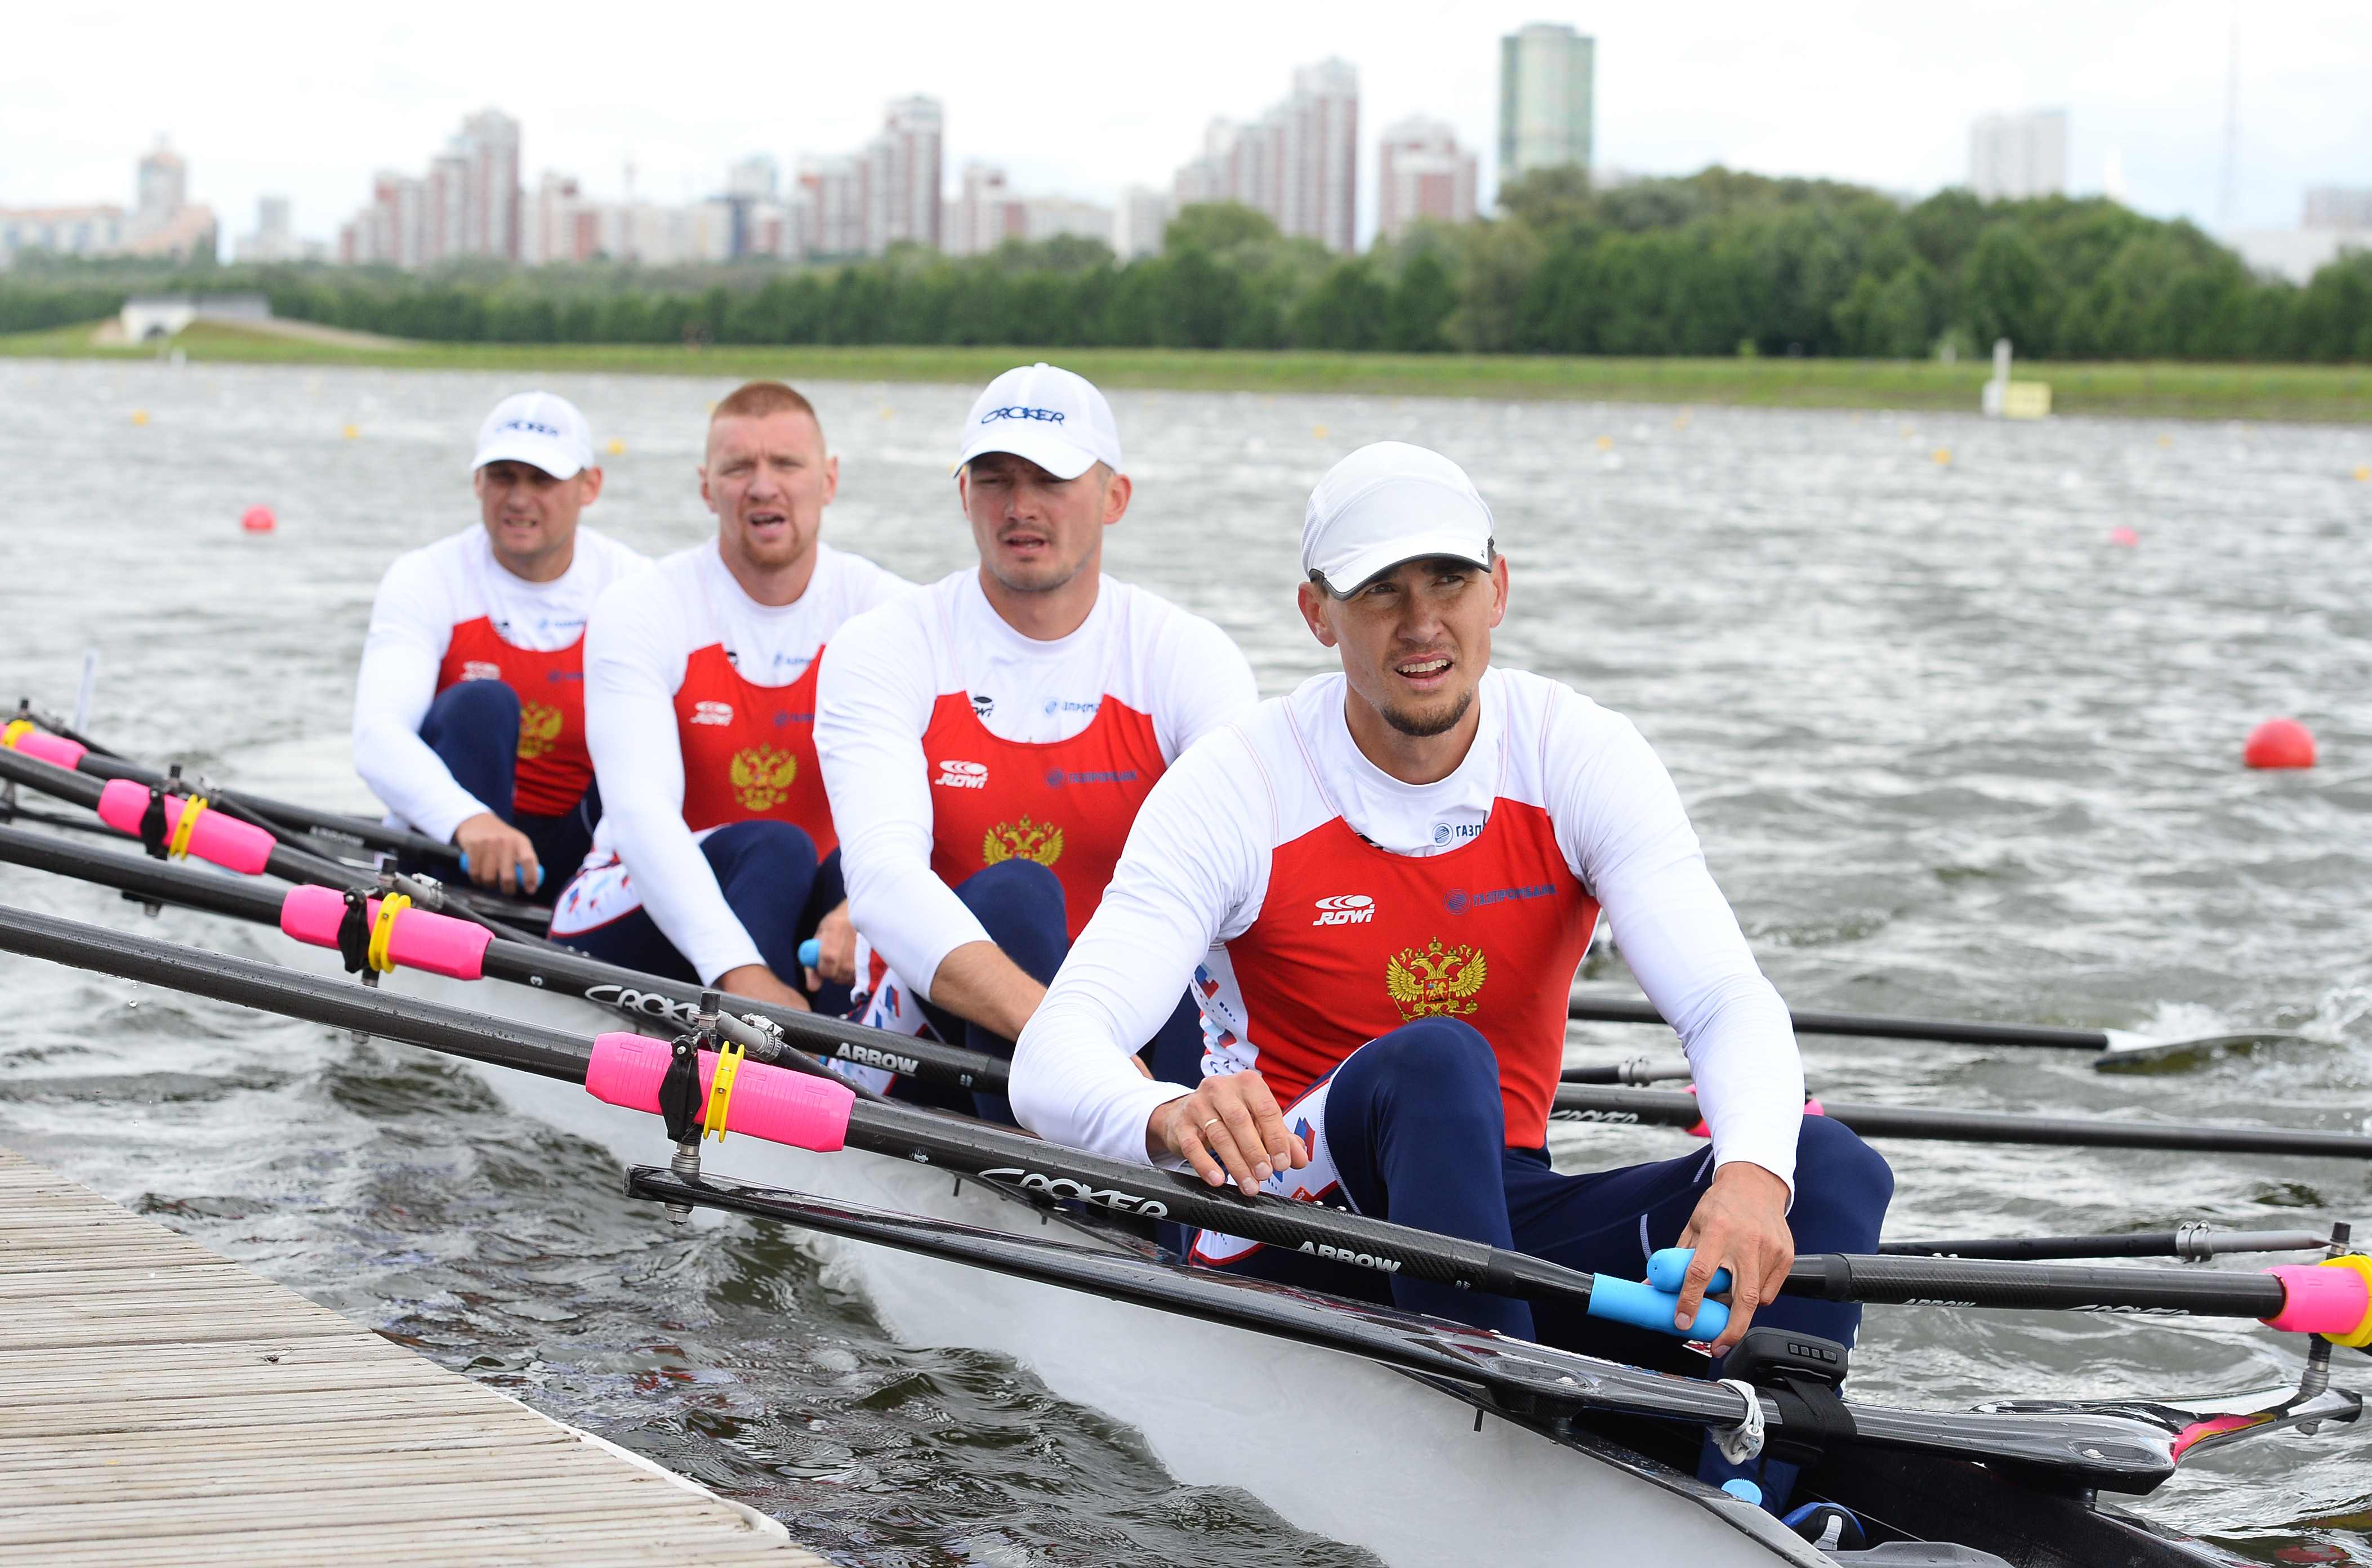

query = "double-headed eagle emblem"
[515,702,566,761]
[729,745,799,812]
[982,815,1064,869]
[1385,939,1487,1020]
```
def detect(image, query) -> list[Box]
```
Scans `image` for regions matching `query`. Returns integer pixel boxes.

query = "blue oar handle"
[798,938,821,968]
[454,852,545,892]
[1647,1247,1732,1296]
[1588,1274,1729,1339]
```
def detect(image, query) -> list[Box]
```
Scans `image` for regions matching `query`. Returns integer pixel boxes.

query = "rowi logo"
[729,745,797,811]
[983,815,1063,868]
[461,660,503,682]
[689,700,734,726]
[935,759,988,789]
[1385,938,1487,1020]
[515,702,565,761]
[1311,894,1375,927]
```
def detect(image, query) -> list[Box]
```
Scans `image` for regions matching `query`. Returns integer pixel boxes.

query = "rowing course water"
[2,358,2369,1564]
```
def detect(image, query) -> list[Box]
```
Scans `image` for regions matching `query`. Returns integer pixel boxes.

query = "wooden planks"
[0,1146,824,1566]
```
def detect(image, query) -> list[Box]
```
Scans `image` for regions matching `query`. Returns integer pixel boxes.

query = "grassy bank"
[8,319,2371,423]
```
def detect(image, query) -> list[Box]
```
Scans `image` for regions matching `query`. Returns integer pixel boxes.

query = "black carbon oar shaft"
[1551,1085,2372,1159]
[1880,1230,2335,1262]
[1568,993,2110,1051]
[64,748,463,867]
[0,904,1594,1310]
[1788,1253,2290,1319]
[0,821,1010,1097]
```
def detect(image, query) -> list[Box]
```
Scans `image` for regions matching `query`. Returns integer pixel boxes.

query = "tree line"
[7,169,2370,361]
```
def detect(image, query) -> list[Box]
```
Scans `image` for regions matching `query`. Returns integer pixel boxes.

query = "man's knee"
[1348,1018,1502,1120]
[704,818,818,878]
[1790,1114,1894,1251]
[426,678,520,734]
[950,860,1068,985]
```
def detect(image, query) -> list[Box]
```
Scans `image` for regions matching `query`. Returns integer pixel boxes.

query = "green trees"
[8,178,2369,360]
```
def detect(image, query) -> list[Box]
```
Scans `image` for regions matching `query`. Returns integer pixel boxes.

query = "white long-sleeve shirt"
[816,569,1258,1003]
[353,525,648,841]
[1011,667,1806,1189]
[562,539,909,982]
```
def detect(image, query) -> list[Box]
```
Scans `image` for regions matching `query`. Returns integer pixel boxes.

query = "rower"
[1011,440,1892,1399]
[816,363,1256,1115]
[547,381,908,1011]
[353,391,645,903]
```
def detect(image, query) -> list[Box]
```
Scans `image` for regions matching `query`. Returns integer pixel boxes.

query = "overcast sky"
[4,1,2365,252]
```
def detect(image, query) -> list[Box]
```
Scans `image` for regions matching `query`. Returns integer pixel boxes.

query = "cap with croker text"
[1303,441,1495,596]
[474,391,595,480]
[955,363,1123,481]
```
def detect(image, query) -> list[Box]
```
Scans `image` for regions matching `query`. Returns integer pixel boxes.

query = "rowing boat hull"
[355,963,1822,1566]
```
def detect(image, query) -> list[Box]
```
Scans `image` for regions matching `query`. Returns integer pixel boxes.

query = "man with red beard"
[550,381,905,1011]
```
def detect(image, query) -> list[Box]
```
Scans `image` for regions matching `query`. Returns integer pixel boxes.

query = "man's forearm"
[925,941,1046,1042]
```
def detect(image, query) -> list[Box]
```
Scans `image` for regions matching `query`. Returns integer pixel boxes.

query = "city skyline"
[2,1,2366,259]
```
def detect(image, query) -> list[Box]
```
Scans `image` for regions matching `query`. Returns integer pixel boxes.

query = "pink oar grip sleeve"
[277,884,492,980]
[95,779,276,874]
[583,1032,855,1154]
[2261,1262,2371,1337]
[7,730,87,769]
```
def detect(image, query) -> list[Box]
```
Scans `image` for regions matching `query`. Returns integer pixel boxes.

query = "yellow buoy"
[2157,433,2174,448]
[606,438,626,455]
[342,423,360,440]
[130,410,149,425]
[1594,434,1614,451]
[879,406,894,421]
[2355,466,2370,482]
[1932,448,1952,465]
[1312,424,1329,440]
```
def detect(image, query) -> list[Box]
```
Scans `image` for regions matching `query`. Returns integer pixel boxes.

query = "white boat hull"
[344,961,1824,1566]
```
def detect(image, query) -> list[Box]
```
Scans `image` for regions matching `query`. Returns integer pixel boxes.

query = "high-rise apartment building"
[1499,24,1594,182]
[1969,110,2068,202]
[1170,60,1359,254]
[338,109,521,267]
[947,163,1026,256]
[799,155,864,256]
[2306,187,2372,229]
[237,196,309,262]
[1377,117,1477,240]
[860,96,942,254]
[1112,186,1171,258]
[135,146,186,230]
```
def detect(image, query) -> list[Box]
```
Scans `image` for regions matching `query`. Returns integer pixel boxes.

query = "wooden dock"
[0,1145,826,1566]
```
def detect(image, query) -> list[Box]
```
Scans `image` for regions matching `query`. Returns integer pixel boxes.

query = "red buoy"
[241,505,276,534]
[2244,718,2316,770]
[2107,525,2138,547]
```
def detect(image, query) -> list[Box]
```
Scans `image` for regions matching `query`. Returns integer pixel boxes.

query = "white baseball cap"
[474,391,595,480]
[954,363,1123,480]
[1303,442,1496,596]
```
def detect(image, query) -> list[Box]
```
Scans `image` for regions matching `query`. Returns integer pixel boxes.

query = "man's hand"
[453,812,539,896]
[1144,1071,1309,1196]
[715,963,811,1012]
[1673,1161,1794,1354]
[804,900,857,991]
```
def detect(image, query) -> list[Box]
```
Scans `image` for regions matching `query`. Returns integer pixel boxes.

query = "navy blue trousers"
[566,821,850,1015]
[1214,1016,1893,1512]
[904,859,1203,1124]
[417,680,596,905]
[1219,1017,1893,1359]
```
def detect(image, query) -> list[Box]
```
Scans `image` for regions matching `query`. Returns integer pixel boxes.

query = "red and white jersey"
[550,539,908,983]
[816,569,1257,1011]
[1011,667,1805,1187]
[354,525,648,841]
